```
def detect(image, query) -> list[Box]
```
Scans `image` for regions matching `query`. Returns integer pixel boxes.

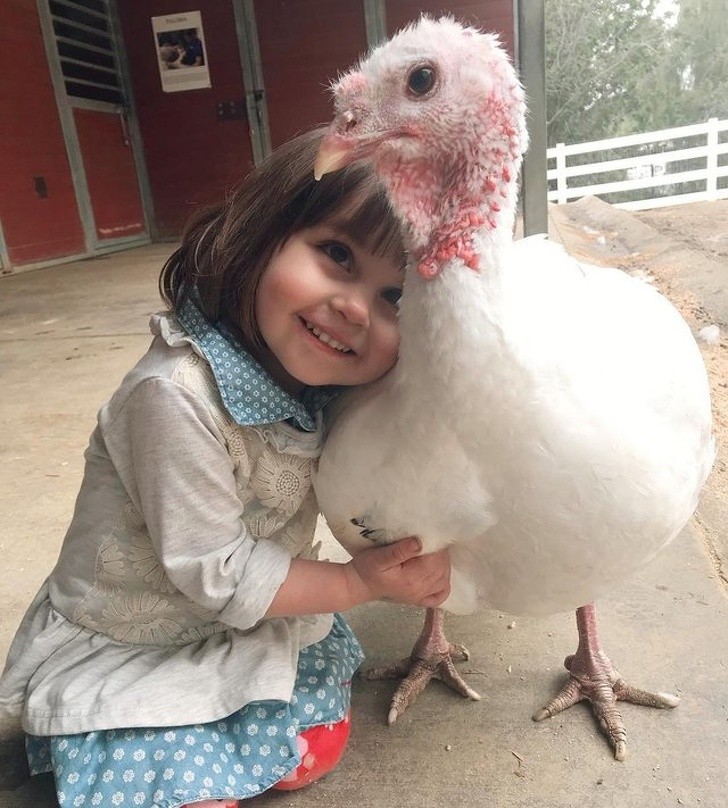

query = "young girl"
[0,129,451,807]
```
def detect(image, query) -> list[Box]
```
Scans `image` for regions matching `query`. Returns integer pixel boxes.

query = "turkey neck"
[382,128,527,408]
[380,150,520,264]
[395,228,522,412]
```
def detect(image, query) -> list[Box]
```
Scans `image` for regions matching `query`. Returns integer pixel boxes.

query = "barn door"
[72,106,146,242]
[39,0,149,251]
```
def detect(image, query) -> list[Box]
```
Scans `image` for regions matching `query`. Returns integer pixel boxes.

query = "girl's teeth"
[307,323,350,353]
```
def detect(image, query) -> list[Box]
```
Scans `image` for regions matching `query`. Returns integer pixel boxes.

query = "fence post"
[706,117,719,201]
[555,142,567,204]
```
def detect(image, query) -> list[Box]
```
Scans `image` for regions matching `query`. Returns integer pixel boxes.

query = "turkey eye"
[407,65,436,96]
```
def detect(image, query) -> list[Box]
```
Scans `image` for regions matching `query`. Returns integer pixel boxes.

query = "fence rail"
[546,118,728,210]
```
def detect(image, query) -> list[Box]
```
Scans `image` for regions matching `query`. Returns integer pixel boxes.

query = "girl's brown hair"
[159,127,404,348]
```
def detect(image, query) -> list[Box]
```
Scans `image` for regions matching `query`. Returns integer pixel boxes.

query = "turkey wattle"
[313,16,714,760]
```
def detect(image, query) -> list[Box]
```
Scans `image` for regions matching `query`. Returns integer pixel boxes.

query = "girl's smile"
[300,317,355,354]
[254,223,403,396]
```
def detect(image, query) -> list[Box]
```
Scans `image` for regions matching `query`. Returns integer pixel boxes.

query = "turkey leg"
[361,607,481,724]
[533,602,679,760]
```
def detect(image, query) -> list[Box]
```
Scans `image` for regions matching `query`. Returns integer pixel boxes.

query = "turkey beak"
[314,115,358,180]
[314,141,352,180]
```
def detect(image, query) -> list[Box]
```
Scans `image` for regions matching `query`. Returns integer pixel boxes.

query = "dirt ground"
[639,202,728,265]
[637,201,728,505]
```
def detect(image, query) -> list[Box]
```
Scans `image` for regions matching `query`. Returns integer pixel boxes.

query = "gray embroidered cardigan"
[0,312,333,736]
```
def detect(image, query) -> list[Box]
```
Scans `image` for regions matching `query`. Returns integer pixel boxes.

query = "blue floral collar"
[176,295,337,432]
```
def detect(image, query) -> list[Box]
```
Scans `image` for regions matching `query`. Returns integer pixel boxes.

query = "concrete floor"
[1,203,727,807]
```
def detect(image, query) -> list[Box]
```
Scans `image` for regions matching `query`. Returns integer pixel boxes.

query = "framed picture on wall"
[152,10,211,92]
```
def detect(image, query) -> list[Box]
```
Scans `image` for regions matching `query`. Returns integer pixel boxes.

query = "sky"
[653,0,680,25]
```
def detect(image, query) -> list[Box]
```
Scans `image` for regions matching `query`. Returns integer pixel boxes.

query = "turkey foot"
[533,603,679,760]
[361,607,481,725]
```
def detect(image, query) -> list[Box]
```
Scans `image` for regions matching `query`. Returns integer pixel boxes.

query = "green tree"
[668,0,728,124]
[546,0,675,146]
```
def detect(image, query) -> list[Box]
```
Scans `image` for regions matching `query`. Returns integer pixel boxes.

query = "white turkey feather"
[316,235,714,616]
[313,16,714,619]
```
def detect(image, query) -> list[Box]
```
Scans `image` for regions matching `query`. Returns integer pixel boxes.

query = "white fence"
[547,118,728,210]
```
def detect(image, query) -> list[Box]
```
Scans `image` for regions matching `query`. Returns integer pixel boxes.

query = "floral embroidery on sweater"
[71,350,323,647]
[251,453,313,515]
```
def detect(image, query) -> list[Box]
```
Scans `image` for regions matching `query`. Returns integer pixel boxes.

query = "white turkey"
[312,16,714,760]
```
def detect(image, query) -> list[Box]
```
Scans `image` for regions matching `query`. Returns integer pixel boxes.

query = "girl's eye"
[381,287,402,308]
[321,242,353,270]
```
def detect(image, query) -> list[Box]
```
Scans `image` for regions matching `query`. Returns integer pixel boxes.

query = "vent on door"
[48,0,125,104]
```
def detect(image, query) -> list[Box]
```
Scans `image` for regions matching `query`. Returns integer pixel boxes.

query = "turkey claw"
[533,657,679,761]
[363,643,480,725]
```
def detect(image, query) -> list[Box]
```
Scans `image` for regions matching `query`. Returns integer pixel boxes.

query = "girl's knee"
[272,712,351,791]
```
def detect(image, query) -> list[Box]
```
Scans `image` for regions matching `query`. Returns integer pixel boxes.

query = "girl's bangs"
[293,168,404,264]
[334,188,403,262]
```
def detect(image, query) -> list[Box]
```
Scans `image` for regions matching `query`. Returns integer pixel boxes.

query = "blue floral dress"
[26,614,363,807]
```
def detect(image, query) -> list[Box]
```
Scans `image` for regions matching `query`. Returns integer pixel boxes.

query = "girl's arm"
[265,538,451,618]
[104,378,450,629]
[107,377,449,627]
[107,377,294,630]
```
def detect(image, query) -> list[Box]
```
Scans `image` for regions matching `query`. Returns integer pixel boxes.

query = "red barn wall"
[117,0,255,239]
[0,1,516,264]
[254,0,369,148]
[0,0,85,269]
[386,1,515,56]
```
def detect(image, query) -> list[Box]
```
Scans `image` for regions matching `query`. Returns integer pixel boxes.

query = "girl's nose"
[331,291,370,327]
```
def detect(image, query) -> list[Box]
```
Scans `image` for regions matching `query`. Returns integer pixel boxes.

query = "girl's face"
[254,222,403,396]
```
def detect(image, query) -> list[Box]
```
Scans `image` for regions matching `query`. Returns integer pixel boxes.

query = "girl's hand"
[345,537,451,608]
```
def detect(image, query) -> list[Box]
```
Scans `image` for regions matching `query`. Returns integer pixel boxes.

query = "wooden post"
[517,0,549,236]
